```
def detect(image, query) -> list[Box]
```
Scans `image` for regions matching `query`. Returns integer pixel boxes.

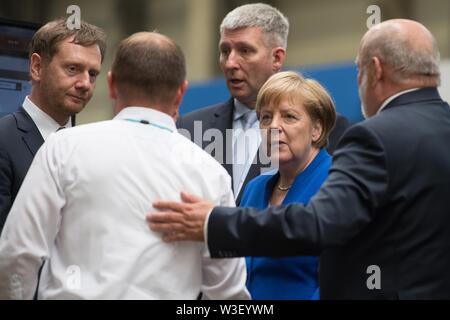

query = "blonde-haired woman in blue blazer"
[241,71,337,300]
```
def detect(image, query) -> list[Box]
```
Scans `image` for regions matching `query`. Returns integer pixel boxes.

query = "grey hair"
[220,3,289,49]
[361,25,441,84]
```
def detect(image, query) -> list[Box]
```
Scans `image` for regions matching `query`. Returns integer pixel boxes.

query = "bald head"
[111,31,186,106]
[358,19,440,85]
[363,19,435,48]
[125,31,174,48]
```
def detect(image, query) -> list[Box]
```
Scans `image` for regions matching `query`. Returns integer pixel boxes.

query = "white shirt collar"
[22,96,72,141]
[114,107,176,132]
[233,99,254,121]
[377,88,420,115]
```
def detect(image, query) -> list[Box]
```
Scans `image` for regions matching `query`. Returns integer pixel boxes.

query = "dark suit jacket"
[177,99,349,203]
[0,107,44,233]
[208,88,450,299]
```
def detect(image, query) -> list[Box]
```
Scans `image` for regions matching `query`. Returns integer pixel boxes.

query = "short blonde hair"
[256,71,336,148]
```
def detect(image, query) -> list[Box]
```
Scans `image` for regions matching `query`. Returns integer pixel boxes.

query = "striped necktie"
[233,110,258,196]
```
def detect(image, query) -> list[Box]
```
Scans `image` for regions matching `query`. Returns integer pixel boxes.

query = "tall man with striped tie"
[177,3,350,204]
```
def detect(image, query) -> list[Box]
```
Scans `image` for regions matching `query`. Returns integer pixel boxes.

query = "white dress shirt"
[232,99,261,196]
[22,96,72,140]
[0,107,249,300]
[377,88,420,114]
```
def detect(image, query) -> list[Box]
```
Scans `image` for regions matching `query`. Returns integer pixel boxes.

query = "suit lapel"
[235,151,270,205]
[14,107,44,156]
[210,99,234,179]
[205,99,270,204]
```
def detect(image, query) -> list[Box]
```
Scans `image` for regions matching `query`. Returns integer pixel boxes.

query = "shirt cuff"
[204,208,213,251]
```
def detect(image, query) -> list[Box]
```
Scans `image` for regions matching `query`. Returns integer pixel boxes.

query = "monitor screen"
[0,19,39,119]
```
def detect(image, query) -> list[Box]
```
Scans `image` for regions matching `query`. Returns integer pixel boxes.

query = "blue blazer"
[240,148,331,300]
[0,107,44,232]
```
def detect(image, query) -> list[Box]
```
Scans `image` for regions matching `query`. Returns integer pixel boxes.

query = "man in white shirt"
[0,31,250,300]
[0,18,106,233]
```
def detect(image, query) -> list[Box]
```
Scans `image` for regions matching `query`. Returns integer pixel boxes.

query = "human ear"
[312,120,323,143]
[272,47,286,72]
[30,53,43,82]
[172,80,189,120]
[107,71,118,100]
[371,56,383,85]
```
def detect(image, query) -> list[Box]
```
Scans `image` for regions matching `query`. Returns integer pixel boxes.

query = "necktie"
[243,111,258,130]
[233,110,259,196]
[56,126,66,132]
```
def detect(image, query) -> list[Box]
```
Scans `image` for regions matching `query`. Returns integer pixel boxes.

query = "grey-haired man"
[177,3,349,204]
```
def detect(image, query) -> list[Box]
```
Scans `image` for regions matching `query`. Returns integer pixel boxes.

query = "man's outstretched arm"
[149,124,388,259]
